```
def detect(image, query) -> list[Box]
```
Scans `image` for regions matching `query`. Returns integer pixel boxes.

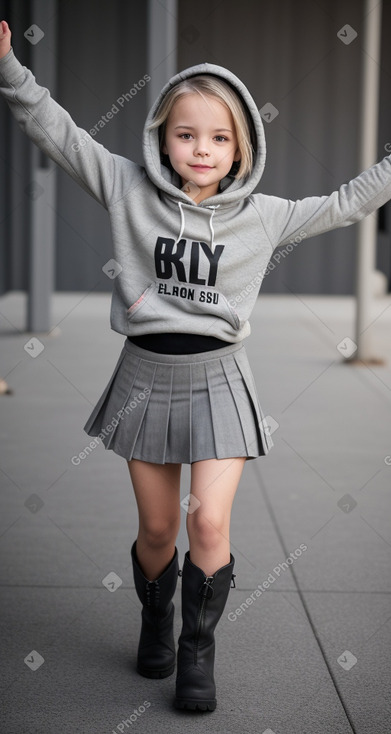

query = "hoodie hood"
[142,62,266,208]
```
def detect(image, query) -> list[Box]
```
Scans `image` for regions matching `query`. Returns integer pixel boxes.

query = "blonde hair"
[148,75,254,180]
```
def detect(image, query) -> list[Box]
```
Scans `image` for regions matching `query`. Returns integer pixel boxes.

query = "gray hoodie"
[1,49,391,342]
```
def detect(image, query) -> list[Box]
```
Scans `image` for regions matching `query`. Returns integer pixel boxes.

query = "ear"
[162,142,168,154]
[233,147,241,162]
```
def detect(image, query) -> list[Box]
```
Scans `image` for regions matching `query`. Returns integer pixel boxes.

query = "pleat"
[83,344,128,434]
[133,362,173,464]
[102,358,139,451]
[220,355,259,456]
[190,362,216,462]
[204,357,247,459]
[101,357,155,458]
[188,364,193,462]
[165,364,192,463]
[233,350,274,454]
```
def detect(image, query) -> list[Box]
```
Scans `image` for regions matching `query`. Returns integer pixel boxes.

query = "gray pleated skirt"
[83,337,274,464]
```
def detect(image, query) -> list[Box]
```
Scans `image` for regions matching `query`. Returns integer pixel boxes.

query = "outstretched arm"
[252,154,391,250]
[0,21,139,208]
[0,19,9,57]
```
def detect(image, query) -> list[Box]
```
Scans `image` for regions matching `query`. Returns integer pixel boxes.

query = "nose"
[193,138,210,157]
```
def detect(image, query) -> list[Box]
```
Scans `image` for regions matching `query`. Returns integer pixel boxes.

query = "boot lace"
[145,580,160,608]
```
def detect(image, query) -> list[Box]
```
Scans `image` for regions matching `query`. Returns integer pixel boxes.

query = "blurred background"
[1,0,390,306]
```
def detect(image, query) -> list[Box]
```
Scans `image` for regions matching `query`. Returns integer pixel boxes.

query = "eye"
[214,135,228,142]
[179,133,193,140]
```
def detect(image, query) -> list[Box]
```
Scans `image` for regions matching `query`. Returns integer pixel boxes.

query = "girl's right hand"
[0,20,11,59]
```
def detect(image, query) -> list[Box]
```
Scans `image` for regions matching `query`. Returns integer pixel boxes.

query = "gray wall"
[0,0,31,296]
[55,0,149,293]
[177,0,391,294]
[0,0,149,295]
[1,0,390,296]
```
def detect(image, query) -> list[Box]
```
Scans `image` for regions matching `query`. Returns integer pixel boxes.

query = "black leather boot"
[131,541,179,679]
[174,551,236,711]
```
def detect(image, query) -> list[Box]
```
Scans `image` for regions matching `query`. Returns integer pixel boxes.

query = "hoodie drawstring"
[175,202,220,254]
[174,201,186,246]
[205,205,219,255]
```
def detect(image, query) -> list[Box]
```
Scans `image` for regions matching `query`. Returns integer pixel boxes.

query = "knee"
[187,510,226,552]
[139,516,179,549]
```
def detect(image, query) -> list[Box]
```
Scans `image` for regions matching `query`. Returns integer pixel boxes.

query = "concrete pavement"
[1,290,390,734]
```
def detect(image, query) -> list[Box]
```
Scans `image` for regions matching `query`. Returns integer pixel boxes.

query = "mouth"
[189,164,213,171]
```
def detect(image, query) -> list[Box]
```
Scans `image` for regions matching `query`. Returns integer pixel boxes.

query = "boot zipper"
[194,576,214,665]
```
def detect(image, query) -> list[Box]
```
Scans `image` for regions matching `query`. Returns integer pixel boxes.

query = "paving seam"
[0,583,390,594]
[253,460,357,734]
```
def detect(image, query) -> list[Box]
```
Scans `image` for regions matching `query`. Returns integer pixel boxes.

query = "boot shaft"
[131,542,179,610]
[178,552,235,659]
[175,551,236,710]
[131,541,179,679]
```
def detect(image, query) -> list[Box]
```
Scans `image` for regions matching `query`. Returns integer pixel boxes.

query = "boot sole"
[174,698,216,711]
[137,663,175,679]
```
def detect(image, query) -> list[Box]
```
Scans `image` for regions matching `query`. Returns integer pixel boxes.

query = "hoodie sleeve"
[0,48,139,209]
[252,154,391,250]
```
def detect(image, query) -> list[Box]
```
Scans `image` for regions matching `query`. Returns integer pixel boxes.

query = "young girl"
[1,19,390,713]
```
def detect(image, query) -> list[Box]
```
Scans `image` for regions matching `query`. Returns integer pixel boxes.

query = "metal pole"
[27,0,58,334]
[351,0,382,363]
[147,0,178,110]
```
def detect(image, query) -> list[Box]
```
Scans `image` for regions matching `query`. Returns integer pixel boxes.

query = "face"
[162,93,240,203]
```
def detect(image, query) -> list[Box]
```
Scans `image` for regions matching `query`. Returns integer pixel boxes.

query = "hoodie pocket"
[126,283,156,318]
[127,281,241,332]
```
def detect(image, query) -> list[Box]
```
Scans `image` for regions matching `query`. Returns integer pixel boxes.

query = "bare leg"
[186,457,246,575]
[127,459,182,580]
